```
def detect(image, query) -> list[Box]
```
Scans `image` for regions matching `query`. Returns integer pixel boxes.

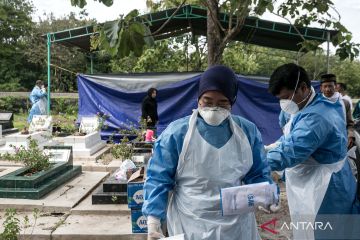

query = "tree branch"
[271,11,306,42]
[225,0,250,44]
[202,0,226,33]
[149,0,187,37]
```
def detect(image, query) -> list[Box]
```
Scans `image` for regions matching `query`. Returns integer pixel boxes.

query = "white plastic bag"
[114,159,137,181]
[161,234,185,240]
[220,182,279,216]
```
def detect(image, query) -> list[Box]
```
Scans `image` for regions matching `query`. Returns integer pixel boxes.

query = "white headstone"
[0,112,12,121]
[29,115,52,133]
[79,116,99,134]
[0,125,2,138]
[132,155,145,164]
[44,148,71,163]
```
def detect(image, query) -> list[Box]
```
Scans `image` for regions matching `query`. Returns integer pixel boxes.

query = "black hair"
[147,88,157,97]
[36,80,43,86]
[268,63,310,96]
[337,82,347,91]
[320,73,336,84]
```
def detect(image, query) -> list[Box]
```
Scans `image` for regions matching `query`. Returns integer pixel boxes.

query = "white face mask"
[279,71,309,115]
[323,92,340,103]
[198,107,230,126]
[279,99,299,115]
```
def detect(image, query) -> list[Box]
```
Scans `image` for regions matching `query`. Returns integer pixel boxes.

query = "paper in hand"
[220,182,278,216]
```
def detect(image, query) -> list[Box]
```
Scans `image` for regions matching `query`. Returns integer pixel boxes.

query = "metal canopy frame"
[45,4,336,113]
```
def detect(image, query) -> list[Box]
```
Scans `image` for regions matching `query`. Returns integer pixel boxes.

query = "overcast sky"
[31,0,360,52]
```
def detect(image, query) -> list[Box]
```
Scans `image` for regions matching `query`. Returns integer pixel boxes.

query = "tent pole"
[47,33,51,115]
[313,49,317,80]
[326,31,330,73]
[90,53,94,74]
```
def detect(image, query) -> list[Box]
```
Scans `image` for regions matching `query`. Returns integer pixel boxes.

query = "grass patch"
[14,113,77,131]
[14,113,28,130]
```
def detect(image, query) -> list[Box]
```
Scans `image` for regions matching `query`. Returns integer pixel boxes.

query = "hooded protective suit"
[143,65,272,239]
[267,93,359,239]
[28,86,47,123]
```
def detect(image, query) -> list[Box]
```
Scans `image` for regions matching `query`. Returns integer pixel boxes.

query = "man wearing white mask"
[320,73,354,149]
[142,65,275,240]
[267,63,359,240]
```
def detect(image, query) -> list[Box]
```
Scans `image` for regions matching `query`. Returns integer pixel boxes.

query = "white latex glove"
[147,216,165,240]
[258,194,281,214]
[264,142,280,152]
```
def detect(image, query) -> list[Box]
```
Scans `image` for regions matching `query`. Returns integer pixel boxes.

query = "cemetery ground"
[0,113,292,239]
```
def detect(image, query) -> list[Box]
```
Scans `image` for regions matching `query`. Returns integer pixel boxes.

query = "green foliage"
[1,138,51,174]
[277,0,359,60]
[111,136,134,160]
[70,0,113,8]
[0,96,28,114]
[0,208,41,240]
[53,114,78,136]
[91,10,154,58]
[110,36,207,73]
[80,0,359,64]
[0,97,78,115]
[96,111,110,131]
[26,12,98,92]
[0,0,36,90]
[222,44,259,74]
[0,208,20,240]
[52,98,78,115]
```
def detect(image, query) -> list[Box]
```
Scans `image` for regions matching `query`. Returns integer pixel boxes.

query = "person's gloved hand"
[258,199,281,214]
[258,185,281,214]
[264,142,280,152]
[147,216,165,240]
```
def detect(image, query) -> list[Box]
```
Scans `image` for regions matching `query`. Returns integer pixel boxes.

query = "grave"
[0,115,57,154]
[63,116,106,158]
[133,141,153,156]
[0,146,81,199]
[92,175,128,204]
[0,112,18,135]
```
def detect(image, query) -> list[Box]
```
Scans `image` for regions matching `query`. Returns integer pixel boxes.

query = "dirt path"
[255,180,292,239]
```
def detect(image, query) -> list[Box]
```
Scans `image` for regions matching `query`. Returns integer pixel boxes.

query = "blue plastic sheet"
[77,73,319,144]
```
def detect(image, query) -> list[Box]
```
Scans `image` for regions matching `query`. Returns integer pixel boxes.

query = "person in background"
[320,73,355,149]
[141,88,158,129]
[337,82,353,111]
[142,65,276,240]
[266,63,358,239]
[27,80,47,123]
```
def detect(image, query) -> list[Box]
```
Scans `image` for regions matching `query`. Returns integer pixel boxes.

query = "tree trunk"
[207,0,222,66]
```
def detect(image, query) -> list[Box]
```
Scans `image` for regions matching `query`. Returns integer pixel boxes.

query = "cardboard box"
[131,208,148,233]
[127,167,145,208]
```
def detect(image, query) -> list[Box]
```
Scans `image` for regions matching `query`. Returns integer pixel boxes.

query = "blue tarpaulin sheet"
[77,73,319,144]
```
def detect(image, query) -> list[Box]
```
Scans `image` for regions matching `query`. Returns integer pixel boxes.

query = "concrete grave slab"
[71,192,130,215]
[0,131,57,155]
[0,210,67,240]
[64,132,106,158]
[0,171,108,212]
[0,166,22,177]
[52,214,146,240]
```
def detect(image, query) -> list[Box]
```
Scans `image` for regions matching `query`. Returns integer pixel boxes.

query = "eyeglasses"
[199,98,231,109]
